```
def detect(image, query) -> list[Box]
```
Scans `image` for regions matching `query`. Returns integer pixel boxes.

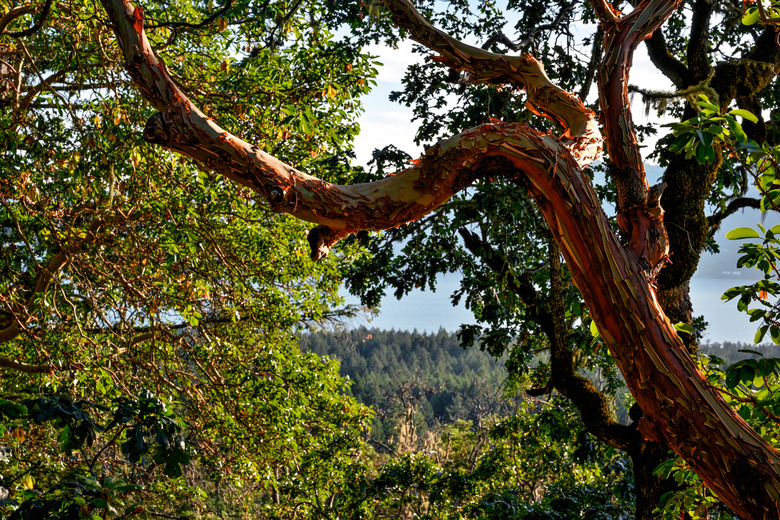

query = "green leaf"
[726,115,749,143]
[674,323,695,335]
[725,227,760,240]
[755,325,769,344]
[702,145,715,163]
[739,364,756,386]
[0,399,28,420]
[742,7,761,25]
[729,109,759,123]
[722,287,744,301]
[726,367,740,389]
[771,326,780,345]
[695,100,719,115]
[589,320,599,338]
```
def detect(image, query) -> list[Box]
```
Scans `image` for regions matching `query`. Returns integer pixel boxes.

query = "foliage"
[298,328,636,519]
[3,0,780,517]
[1,0,386,515]
[340,397,633,520]
[665,94,760,165]
[742,0,780,27]
[652,343,780,520]
[722,224,780,343]
[0,332,373,518]
[2,391,181,519]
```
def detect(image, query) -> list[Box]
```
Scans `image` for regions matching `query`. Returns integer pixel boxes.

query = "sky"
[340,32,770,345]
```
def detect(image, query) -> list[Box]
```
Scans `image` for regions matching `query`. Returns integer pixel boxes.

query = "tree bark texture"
[98,0,780,517]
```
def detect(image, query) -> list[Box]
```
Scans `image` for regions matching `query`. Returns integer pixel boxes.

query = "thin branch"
[0,212,132,345]
[0,252,68,344]
[546,238,638,451]
[7,0,54,37]
[0,357,61,373]
[0,4,35,34]
[707,197,762,233]
[578,25,603,102]
[145,0,232,29]
[481,4,575,52]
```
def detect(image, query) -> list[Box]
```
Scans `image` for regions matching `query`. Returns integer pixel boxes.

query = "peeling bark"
[98,0,780,517]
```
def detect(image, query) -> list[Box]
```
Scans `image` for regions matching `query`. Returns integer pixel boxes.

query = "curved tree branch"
[0,357,63,374]
[643,28,688,88]
[0,4,35,35]
[546,238,639,452]
[6,0,54,38]
[707,197,762,234]
[597,0,681,178]
[374,0,602,167]
[0,212,135,345]
[145,0,232,29]
[0,251,68,344]
[461,225,637,451]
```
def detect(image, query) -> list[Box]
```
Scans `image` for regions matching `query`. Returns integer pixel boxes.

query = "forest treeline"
[299,327,773,448]
[299,327,515,446]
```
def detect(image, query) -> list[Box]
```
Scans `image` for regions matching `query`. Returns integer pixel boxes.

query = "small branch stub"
[307,225,341,261]
[144,113,170,144]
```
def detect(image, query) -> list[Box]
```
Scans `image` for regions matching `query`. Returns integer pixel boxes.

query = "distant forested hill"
[700,341,780,365]
[298,328,516,443]
[298,329,780,446]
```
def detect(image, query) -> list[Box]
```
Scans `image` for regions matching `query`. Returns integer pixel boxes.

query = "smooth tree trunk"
[98,0,780,517]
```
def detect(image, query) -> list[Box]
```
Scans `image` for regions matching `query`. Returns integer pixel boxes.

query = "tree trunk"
[631,440,675,520]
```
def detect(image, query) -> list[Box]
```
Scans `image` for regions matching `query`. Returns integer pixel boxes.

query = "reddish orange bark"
[99,0,780,517]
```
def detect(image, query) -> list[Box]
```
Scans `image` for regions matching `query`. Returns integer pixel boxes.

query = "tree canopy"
[3,0,780,518]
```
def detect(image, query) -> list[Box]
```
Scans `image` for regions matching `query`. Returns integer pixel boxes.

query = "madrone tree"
[9,0,780,518]
[343,1,780,516]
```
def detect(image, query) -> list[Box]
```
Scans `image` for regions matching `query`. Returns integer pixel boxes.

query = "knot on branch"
[268,186,286,204]
[618,196,670,280]
[143,113,171,144]
[637,415,664,444]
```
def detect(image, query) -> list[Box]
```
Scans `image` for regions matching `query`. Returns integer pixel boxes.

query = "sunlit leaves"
[664,95,758,164]
[721,223,780,345]
[1,0,382,516]
[725,227,761,240]
[742,0,780,26]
